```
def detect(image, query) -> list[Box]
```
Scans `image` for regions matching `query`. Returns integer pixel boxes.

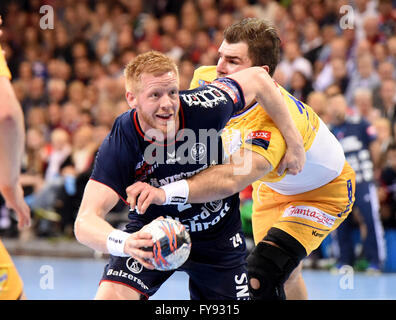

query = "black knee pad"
[247,229,306,300]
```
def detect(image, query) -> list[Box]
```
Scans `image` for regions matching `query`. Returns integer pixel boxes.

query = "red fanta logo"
[282,205,336,228]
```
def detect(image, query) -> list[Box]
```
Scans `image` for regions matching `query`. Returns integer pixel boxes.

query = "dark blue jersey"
[91,78,246,241]
[330,115,377,184]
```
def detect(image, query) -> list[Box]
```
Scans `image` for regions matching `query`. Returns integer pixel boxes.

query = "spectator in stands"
[353,0,379,42]
[289,70,313,102]
[379,144,396,228]
[378,0,396,38]
[28,128,72,236]
[363,15,386,46]
[22,77,48,112]
[373,61,395,107]
[329,94,386,273]
[372,42,389,66]
[387,36,396,69]
[354,88,381,123]
[314,36,350,92]
[306,91,331,124]
[20,127,48,199]
[376,79,396,131]
[373,117,394,174]
[277,40,313,87]
[47,78,67,105]
[345,53,380,105]
[301,20,324,66]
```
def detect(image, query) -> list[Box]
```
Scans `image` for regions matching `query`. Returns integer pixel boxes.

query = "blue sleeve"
[179,77,245,131]
[209,77,246,114]
[90,117,136,202]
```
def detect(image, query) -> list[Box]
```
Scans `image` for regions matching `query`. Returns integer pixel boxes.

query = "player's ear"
[125,91,137,109]
[261,65,270,73]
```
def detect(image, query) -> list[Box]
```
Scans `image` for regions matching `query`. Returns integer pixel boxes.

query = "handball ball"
[143,218,191,271]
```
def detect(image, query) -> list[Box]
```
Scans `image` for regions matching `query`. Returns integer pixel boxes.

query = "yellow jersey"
[0,45,11,79]
[190,66,346,195]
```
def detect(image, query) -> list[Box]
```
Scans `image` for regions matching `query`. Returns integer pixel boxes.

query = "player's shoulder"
[107,110,140,146]
[274,82,289,95]
[190,65,217,89]
[195,65,217,76]
[112,109,133,131]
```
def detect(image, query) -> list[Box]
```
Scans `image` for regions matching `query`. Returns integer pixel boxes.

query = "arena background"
[1,0,396,300]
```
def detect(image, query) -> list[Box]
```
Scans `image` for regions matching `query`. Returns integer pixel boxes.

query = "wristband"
[106,229,130,257]
[160,179,189,205]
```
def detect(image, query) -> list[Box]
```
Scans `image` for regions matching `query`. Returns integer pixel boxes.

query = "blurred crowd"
[0,0,395,239]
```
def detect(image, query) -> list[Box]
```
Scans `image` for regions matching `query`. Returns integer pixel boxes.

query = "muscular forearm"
[187,149,271,203]
[0,78,25,189]
[126,150,271,213]
[74,180,120,253]
[187,164,245,203]
[74,212,115,253]
[75,180,154,267]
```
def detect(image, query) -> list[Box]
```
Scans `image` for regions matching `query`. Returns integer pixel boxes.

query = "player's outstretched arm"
[186,148,271,203]
[74,180,154,269]
[227,67,305,175]
[126,148,271,213]
[0,67,30,229]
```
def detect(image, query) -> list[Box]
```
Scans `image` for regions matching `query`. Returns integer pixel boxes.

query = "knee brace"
[246,241,300,300]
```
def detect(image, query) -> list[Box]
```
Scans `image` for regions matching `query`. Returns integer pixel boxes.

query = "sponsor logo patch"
[180,87,227,108]
[245,130,271,150]
[198,79,210,87]
[210,81,238,103]
[170,196,187,204]
[190,143,206,161]
[126,257,143,274]
[283,205,336,228]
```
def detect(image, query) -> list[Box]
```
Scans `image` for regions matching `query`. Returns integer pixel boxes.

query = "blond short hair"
[124,51,179,92]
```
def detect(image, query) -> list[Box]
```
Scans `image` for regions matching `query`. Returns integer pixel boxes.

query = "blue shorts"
[100,225,249,300]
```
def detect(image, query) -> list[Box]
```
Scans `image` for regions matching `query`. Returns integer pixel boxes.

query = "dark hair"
[223,18,281,76]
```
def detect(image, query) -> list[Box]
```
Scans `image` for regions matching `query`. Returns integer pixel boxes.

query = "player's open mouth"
[156,114,173,120]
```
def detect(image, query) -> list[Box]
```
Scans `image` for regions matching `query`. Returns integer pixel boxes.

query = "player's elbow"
[0,110,18,128]
[73,215,86,245]
[73,219,82,243]
[0,94,23,126]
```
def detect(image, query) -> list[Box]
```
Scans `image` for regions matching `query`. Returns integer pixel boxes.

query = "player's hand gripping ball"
[143,218,191,271]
